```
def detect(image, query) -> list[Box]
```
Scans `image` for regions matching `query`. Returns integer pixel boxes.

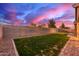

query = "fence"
[3,25,57,39]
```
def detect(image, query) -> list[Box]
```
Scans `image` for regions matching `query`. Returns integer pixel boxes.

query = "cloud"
[32,3,74,23]
[0,3,74,26]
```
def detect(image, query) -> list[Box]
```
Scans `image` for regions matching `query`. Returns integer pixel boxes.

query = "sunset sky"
[0,3,75,27]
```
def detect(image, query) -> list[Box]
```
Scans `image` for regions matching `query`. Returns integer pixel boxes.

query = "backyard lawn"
[14,34,68,56]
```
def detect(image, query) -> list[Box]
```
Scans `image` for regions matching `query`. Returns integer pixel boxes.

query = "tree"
[60,23,65,29]
[31,23,36,27]
[38,25,42,28]
[48,19,56,28]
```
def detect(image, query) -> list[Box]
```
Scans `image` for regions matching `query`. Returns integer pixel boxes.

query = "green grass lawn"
[14,34,68,56]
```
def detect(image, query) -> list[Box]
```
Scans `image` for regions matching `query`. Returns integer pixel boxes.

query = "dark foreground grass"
[14,34,68,56]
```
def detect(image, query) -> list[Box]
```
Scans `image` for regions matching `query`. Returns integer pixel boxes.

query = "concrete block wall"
[3,25,57,39]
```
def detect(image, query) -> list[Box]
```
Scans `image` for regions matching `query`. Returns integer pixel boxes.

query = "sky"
[0,3,75,27]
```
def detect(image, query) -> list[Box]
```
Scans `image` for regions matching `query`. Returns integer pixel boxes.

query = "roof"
[73,3,79,8]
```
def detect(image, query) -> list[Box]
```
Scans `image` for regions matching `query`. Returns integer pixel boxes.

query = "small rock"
[40,50,44,53]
